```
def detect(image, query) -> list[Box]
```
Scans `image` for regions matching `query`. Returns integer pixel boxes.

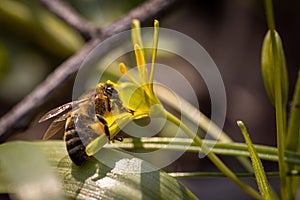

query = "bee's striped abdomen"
[65,130,88,166]
[64,117,88,166]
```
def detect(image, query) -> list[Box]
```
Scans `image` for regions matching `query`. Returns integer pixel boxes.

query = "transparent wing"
[42,120,66,140]
[39,102,73,123]
[39,98,90,123]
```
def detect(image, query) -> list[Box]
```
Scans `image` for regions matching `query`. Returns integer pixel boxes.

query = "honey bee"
[39,82,133,166]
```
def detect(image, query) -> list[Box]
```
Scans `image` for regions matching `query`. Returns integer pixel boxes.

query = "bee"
[39,82,133,166]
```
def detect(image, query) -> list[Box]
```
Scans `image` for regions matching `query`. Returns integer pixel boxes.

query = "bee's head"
[104,84,117,97]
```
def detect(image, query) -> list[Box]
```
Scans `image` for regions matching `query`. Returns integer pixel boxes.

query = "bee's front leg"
[128,109,135,115]
[114,136,123,142]
[96,114,110,142]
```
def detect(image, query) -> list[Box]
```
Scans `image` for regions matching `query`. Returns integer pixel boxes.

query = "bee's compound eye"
[105,86,116,96]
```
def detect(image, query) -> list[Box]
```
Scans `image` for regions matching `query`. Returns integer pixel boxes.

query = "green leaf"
[237,121,273,200]
[0,141,64,200]
[0,141,198,200]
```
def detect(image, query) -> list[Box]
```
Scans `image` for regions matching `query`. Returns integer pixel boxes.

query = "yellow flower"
[86,19,162,156]
[117,19,161,118]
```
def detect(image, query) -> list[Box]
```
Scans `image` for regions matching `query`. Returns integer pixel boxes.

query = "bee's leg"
[128,109,135,115]
[106,97,112,112]
[96,114,110,142]
[114,136,123,142]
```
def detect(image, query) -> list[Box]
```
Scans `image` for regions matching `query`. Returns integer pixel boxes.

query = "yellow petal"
[150,20,159,83]
[134,44,148,85]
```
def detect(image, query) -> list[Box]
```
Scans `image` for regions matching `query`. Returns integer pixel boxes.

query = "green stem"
[169,170,300,179]
[286,72,300,199]
[264,0,275,31]
[113,137,300,165]
[165,111,263,200]
[286,71,300,152]
[272,29,289,200]
[264,1,288,198]
[168,171,281,178]
[156,87,253,172]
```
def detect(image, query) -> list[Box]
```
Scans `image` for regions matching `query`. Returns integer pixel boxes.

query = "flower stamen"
[119,62,140,86]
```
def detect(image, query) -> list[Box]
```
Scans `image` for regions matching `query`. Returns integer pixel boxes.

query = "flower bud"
[261,30,288,106]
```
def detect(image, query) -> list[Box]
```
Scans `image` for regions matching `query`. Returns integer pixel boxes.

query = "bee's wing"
[42,119,66,140]
[39,98,90,123]
[42,109,76,140]
[39,102,73,123]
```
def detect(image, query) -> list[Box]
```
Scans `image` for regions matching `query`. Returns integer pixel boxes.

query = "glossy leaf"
[0,141,198,200]
[0,142,64,200]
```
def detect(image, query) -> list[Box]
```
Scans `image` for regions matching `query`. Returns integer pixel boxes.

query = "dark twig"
[102,0,178,37]
[38,0,100,40]
[0,0,179,142]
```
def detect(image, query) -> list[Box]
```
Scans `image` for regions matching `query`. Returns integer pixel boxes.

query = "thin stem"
[272,30,289,200]
[111,137,300,165]
[285,72,300,199]
[286,71,300,152]
[165,111,262,200]
[169,171,300,179]
[264,0,275,30]
[168,171,281,178]
[264,0,288,198]
[155,85,253,172]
